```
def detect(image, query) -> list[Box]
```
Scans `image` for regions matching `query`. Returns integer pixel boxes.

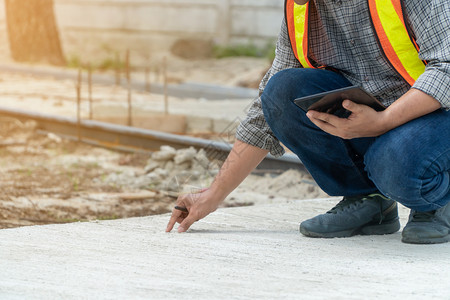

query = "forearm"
[381,88,441,132]
[209,139,269,202]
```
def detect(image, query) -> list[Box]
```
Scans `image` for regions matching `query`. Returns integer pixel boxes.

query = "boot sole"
[402,234,450,244]
[299,218,400,238]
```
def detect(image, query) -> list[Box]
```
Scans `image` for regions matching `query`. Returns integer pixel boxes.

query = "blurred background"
[0,0,282,69]
[0,1,326,229]
[0,0,286,131]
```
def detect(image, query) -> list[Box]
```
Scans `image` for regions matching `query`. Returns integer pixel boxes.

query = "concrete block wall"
[0,0,284,65]
[54,0,219,64]
[229,0,283,45]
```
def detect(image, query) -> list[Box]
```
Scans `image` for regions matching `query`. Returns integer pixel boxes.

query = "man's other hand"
[306,99,392,139]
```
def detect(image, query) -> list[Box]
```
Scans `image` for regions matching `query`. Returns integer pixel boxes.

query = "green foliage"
[57,217,88,223]
[96,58,125,71]
[97,215,119,221]
[67,55,82,69]
[213,42,276,61]
[66,54,125,71]
[17,168,33,176]
[72,177,79,191]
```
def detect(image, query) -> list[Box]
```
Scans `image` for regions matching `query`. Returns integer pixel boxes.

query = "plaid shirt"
[236,0,450,157]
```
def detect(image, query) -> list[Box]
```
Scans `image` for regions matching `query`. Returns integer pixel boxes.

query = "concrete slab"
[0,198,449,299]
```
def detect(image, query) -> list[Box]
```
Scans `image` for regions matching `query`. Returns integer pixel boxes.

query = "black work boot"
[300,193,400,238]
[402,202,450,244]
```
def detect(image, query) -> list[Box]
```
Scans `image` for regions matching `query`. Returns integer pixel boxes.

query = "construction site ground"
[1,199,449,299]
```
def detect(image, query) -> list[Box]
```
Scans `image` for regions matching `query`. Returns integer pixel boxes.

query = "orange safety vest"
[285,0,426,86]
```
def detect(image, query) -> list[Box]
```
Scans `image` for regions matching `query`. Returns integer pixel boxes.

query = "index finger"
[166,208,182,232]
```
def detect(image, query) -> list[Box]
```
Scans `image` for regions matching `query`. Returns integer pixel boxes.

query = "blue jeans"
[261,68,450,212]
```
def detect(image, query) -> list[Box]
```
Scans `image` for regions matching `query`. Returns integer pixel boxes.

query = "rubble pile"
[103,146,218,193]
[241,169,327,199]
[103,144,328,202]
[145,145,219,192]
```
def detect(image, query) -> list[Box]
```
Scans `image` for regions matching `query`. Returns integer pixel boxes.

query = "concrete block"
[55,1,218,33]
[231,8,282,38]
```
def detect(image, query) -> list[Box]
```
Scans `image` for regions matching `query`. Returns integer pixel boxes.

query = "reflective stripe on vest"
[285,0,315,68]
[368,0,425,86]
[285,0,426,85]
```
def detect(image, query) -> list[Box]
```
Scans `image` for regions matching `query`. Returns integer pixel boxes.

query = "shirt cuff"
[413,63,450,109]
[235,122,285,158]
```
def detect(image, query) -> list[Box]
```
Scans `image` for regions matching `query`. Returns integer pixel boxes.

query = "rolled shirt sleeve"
[410,0,450,109]
[235,19,300,157]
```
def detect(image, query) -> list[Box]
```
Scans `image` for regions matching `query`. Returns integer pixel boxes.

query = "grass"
[17,168,33,176]
[213,42,276,61]
[72,177,79,192]
[67,54,125,71]
[97,215,120,221]
[57,217,88,223]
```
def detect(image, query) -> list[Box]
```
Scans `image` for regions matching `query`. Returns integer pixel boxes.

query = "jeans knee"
[261,90,283,125]
[261,70,298,129]
[261,68,353,128]
[262,68,324,104]
[365,134,448,211]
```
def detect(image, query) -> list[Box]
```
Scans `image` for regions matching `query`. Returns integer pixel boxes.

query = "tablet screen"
[293,86,385,118]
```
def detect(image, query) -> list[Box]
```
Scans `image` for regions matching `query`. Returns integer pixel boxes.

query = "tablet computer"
[293,86,385,118]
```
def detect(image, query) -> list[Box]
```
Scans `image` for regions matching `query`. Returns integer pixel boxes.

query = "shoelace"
[411,210,436,222]
[327,196,365,214]
[327,193,395,225]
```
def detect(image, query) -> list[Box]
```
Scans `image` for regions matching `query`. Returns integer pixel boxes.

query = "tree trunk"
[5,0,65,65]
